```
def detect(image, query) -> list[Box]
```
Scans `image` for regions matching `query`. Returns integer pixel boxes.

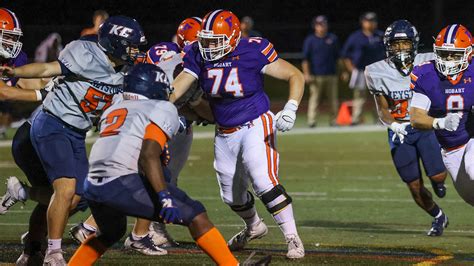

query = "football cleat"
[43,249,66,266]
[242,251,272,266]
[431,180,446,198]
[427,212,449,236]
[69,222,96,244]
[228,219,268,251]
[124,234,168,256]
[149,222,179,247]
[285,234,305,259]
[0,176,27,214]
[16,251,44,266]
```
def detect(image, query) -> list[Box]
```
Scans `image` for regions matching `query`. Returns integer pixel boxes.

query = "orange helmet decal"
[198,10,241,61]
[176,17,202,49]
[0,8,22,59]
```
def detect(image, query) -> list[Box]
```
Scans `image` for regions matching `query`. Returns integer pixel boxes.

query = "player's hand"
[389,122,410,144]
[433,113,461,131]
[0,66,14,78]
[157,190,182,224]
[276,100,298,132]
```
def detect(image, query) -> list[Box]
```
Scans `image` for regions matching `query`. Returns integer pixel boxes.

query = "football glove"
[433,113,461,132]
[389,122,410,144]
[157,190,182,224]
[275,100,298,132]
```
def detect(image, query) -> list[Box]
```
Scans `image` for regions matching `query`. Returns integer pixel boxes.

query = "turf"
[0,127,473,265]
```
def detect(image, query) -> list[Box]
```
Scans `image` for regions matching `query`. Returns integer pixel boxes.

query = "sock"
[82,223,97,232]
[428,205,442,218]
[196,227,238,266]
[236,206,261,227]
[131,232,147,240]
[68,237,107,266]
[18,185,27,200]
[273,204,298,237]
[47,239,61,252]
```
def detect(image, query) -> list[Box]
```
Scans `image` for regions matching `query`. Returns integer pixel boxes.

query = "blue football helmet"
[98,16,147,64]
[383,20,419,75]
[123,63,172,100]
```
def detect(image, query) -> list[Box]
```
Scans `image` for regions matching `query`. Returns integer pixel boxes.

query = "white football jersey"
[88,99,180,183]
[365,53,435,121]
[42,40,124,130]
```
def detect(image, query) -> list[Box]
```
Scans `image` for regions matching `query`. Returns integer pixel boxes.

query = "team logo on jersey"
[464,77,472,84]
[109,24,134,38]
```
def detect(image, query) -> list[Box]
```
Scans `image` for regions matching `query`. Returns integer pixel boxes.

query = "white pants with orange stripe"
[441,139,474,206]
[214,111,279,206]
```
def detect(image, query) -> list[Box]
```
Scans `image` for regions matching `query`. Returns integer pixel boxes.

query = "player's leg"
[447,140,474,206]
[389,132,447,236]
[307,78,321,127]
[243,112,304,259]
[352,89,366,125]
[123,218,167,255]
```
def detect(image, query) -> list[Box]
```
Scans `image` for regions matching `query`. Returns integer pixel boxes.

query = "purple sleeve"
[257,38,279,65]
[13,51,28,67]
[410,65,427,95]
[182,43,201,79]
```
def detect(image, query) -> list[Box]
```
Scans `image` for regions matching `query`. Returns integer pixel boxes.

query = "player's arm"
[16,78,50,90]
[264,58,304,132]
[170,71,197,103]
[410,92,461,131]
[0,79,48,102]
[0,61,62,79]
[410,106,435,130]
[374,95,396,125]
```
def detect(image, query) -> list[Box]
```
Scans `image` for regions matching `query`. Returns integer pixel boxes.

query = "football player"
[171,10,305,259]
[410,25,474,208]
[0,16,146,264]
[68,63,239,266]
[365,20,449,236]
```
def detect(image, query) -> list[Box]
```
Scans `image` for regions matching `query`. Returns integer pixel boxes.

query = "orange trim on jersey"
[262,43,273,56]
[444,143,466,152]
[144,123,168,149]
[409,82,415,89]
[410,72,418,82]
[266,113,279,182]
[447,71,464,85]
[261,114,277,186]
[268,51,278,62]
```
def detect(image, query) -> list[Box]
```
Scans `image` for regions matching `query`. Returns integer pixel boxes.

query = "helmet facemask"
[434,44,472,76]
[0,28,22,59]
[387,39,416,76]
[197,29,240,61]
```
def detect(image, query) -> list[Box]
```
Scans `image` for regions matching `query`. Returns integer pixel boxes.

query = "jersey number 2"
[100,108,128,137]
[208,68,243,97]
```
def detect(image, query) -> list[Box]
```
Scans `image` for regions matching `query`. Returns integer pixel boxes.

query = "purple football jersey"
[146,42,181,64]
[411,60,474,149]
[183,37,278,127]
[1,50,27,86]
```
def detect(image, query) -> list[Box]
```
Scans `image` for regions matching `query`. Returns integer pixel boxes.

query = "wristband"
[35,90,42,101]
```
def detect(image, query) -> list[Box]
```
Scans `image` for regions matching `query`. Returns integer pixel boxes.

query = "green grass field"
[1,125,474,265]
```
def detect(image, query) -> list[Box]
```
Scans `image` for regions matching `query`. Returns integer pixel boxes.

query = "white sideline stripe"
[0,125,386,148]
[340,188,391,193]
[0,222,473,235]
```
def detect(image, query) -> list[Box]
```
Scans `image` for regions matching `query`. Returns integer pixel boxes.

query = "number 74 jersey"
[410,59,474,149]
[182,37,278,128]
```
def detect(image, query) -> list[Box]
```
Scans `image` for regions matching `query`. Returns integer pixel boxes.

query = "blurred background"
[0,0,471,132]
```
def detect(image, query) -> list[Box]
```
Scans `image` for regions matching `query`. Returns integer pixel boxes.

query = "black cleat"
[431,180,446,198]
[427,212,449,236]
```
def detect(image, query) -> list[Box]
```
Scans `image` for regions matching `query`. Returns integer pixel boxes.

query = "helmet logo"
[155,71,170,86]
[225,16,233,28]
[182,23,192,31]
[109,24,133,38]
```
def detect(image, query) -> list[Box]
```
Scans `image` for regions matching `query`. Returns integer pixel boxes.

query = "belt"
[444,143,466,152]
[217,122,254,134]
[42,108,89,135]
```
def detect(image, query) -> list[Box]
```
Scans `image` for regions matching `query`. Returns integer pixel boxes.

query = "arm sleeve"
[144,122,168,149]
[411,92,431,111]
[364,67,383,95]
[182,44,202,79]
[148,101,180,138]
[409,66,426,95]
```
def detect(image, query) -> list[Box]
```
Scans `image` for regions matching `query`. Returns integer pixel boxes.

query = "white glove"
[389,122,410,144]
[433,113,461,131]
[275,100,298,132]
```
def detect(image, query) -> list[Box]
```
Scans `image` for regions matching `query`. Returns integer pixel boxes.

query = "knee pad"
[260,185,292,215]
[230,191,255,212]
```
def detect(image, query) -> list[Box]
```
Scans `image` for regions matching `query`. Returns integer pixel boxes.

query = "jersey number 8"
[446,94,464,111]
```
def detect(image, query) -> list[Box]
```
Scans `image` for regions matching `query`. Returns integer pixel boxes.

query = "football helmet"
[433,24,473,76]
[384,20,419,76]
[0,8,22,59]
[123,63,172,101]
[176,17,202,49]
[98,16,147,65]
[146,42,181,64]
[198,9,241,61]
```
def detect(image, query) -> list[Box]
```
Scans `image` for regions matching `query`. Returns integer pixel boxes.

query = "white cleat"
[285,234,305,259]
[16,251,44,266]
[149,222,178,247]
[16,252,30,266]
[0,176,26,214]
[124,234,168,256]
[228,219,268,251]
[43,249,66,266]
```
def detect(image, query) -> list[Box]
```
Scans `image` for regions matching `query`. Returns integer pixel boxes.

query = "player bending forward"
[172,10,305,259]
[365,20,449,236]
[410,24,474,207]
[68,63,239,266]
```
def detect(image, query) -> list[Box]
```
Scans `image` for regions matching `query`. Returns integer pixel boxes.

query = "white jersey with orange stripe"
[364,52,434,121]
[88,99,179,184]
